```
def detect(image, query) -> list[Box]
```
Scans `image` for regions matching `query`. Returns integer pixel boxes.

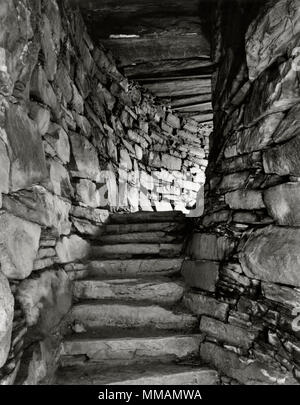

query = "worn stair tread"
[109,211,185,224]
[61,334,203,366]
[90,243,183,258]
[66,258,185,279]
[56,363,220,385]
[103,221,186,235]
[73,277,185,303]
[97,231,181,245]
[69,301,198,331]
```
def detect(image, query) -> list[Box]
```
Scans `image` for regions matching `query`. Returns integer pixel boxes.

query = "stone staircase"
[55,211,219,385]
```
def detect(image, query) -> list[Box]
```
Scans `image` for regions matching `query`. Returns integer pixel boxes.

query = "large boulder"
[2,186,71,236]
[239,225,300,287]
[264,182,300,226]
[0,212,41,279]
[0,271,14,368]
[4,103,48,191]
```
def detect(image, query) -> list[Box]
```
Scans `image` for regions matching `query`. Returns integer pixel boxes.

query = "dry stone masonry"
[0,0,209,384]
[184,0,300,385]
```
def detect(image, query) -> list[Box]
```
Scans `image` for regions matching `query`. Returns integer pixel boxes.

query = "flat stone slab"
[56,363,219,385]
[98,232,178,245]
[103,221,185,235]
[69,258,184,279]
[69,302,198,331]
[73,278,185,304]
[61,334,202,365]
[109,211,185,224]
[90,243,183,258]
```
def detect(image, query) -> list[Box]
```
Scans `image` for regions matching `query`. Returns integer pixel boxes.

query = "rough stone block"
[200,316,258,349]
[17,269,72,333]
[0,271,14,368]
[0,212,41,279]
[183,292,229,321]
[225,190,265,210]
[56,235,91,263]
[76,179,101,208]
[219,171,250,192]
[29,102,50,135]
[2,186,71,236]
[70,132,100,181]
[264,182,300,226]
[239,225,300,287]
[4,103,48,191]
[44,123,70,164]
[188,233,234,261]
[200,342,297,384]
[0,137,10,196]
[30,65,58,112]
[48,160,74,198]
[246,0,300,81]
[262,282,300,308]
[182,260,219,292]
[263,135,300,176]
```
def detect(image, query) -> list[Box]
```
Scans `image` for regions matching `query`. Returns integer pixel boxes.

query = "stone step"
[56,363,220,385]
[61,334,203,367]
[103,221,186,235]
[68,301,198,331]
[90,243,183,258]
[66,258,184,279]
[98,231,180,245]
[73,278,185,304]
[109,211,185,224]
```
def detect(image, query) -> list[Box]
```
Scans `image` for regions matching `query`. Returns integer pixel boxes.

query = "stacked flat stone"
[184,0,300,385]
[0,0,208,384]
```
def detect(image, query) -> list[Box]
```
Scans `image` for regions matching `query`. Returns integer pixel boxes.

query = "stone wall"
[0,0,209,384]
[184,0,300,384]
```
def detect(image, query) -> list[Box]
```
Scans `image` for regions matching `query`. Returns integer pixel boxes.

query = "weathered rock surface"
[0,271,14,368]
[183,292,229,321]
[182,260,219,292]
[69,302,197,331]
[61,334,202,365]
[69,132,100,181]
[200,342,297,385]
[56,363,219,385]
[17,269,72,334]
[56,235,91,263]
[225,190,265,210]
[73,278,184,304]
[74,258,185,278]
[200,316,258,349]
[188,233,233,261]
[264,182,300,226]
[2,186,71,236]
[0,212,40,279]
[263,135,300,176]
[246,0,300,81]
[4,103,48,191]
[262,282,300,308]
[239,226,300,287]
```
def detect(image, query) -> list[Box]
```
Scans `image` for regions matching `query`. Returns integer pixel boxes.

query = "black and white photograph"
[0,0,300,396]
